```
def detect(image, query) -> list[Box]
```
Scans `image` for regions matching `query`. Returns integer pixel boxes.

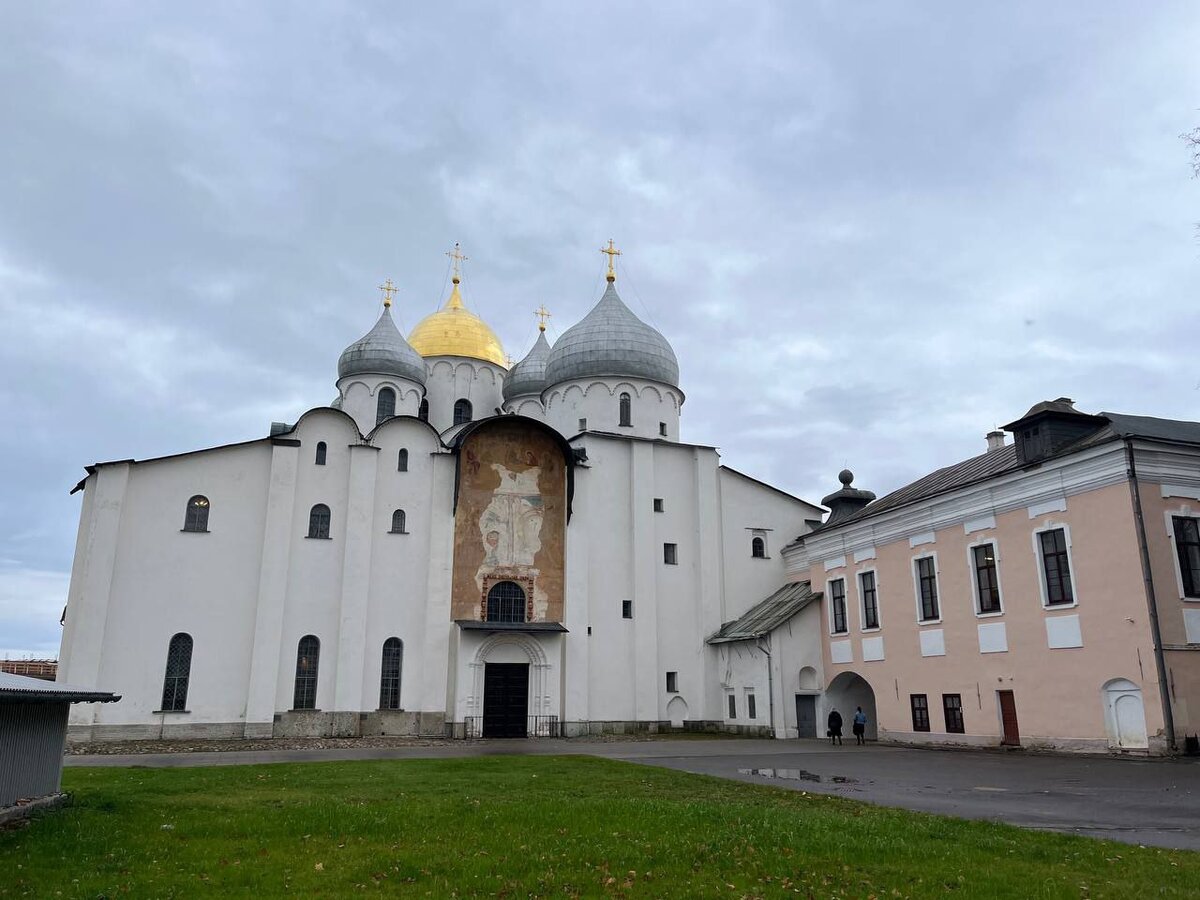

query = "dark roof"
[707,582,818,644]
[454,620,568,633]
[0,672,120,703]
[815,408,1200,533]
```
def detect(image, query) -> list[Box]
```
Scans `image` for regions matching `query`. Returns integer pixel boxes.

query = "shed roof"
[707,582,818,644]
[0,672,120,703]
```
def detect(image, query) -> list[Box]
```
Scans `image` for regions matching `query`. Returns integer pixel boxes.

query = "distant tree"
[1186,126,1200,177]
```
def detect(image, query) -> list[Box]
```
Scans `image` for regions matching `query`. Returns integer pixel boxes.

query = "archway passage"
[483,662,529,737]
[825,671,877,740]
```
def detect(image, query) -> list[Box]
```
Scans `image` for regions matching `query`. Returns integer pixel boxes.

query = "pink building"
[782,399,1200,755]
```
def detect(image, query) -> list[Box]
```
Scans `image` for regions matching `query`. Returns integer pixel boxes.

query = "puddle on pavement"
[738,767,857,785]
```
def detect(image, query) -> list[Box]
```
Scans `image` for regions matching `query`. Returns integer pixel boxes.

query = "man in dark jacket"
[827,708,843,745]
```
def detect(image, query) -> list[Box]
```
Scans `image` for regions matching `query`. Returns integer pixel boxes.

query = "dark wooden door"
[483,663,529,738]
[998,690,1020,745]
[795,695,817,739]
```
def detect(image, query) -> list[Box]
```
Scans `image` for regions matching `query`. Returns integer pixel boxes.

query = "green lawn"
[1,756,1195,898]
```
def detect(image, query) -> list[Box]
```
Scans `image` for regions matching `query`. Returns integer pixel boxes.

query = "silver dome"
[543,282,679,388]
[337,307,428,386]
[502,330,552,400]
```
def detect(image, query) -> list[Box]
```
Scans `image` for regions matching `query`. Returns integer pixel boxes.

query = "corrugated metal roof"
[0,672,120,703]
[707,582,818,644]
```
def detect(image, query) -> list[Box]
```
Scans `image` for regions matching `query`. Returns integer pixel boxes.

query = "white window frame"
[1164,506,1200,602]
[911,552,942,625]
[827,577,849,635]
[1031,522,1079,610]
[966,538,1005,618]
[750,529,770,559]
[856,567,881,632]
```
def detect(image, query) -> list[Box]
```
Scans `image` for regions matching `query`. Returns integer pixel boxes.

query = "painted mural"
[451,421,567,622]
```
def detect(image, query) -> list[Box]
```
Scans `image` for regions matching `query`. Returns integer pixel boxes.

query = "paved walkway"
[67,738,1200,850]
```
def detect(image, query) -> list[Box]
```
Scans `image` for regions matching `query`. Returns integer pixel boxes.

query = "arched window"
[293,635,320,710]
[315,441,327,466]
[390,509,407,534]
[453,398,473,426]
[308,503,331,539]
[159,632,193,711]
[418,398,429,422]
[376,387,396,425]
[619,392,632,427]
[397,448,408,472]
[183,495,210,532]
[379,637,403,710]
[486,580,527,623]
[751,537,766,558]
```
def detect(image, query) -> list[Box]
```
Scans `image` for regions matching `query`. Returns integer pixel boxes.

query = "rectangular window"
[659,422,667,436]
[727,693,736,719]
[664,543,678,565]
[910,694,930,732]
[1173,516,1200,598]
[622,599,633,619]
[943,694,965,733]
[972,544,1002,613]
[859,571,879,629]
[578,418,587,432]
[1039,528,1074,605]
[915,557,939,621]
[666,671,678,693]
[829,578,848,634]
[653,498,664,512]
[747,693,757,719]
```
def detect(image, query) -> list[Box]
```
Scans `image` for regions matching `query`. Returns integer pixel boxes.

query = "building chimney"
[986,430,1006,452]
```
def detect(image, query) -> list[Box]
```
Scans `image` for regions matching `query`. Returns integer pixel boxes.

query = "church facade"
[58,251,826,741]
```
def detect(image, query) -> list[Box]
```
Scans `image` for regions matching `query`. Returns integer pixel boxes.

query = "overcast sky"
[2,2,1198,659]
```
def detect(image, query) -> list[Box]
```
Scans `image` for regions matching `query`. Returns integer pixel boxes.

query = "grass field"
[1,756,1196,898]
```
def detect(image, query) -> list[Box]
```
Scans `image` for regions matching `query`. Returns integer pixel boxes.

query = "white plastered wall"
[543,379,682,441]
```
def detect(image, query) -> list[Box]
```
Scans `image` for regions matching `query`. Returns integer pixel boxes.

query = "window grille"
[486,581,527,623]
[315,441,327,465]
[972,544,1002,613]
[860,571,879,629]
[1173,516,1200,598]
[159,633,193,711]
[619,392,632,427]
[379,637,403,710]
[751,536,766,558]
[915,557,939,620]
[453,399,472,426]
[376,388,396,425]
[1038,529,1073,605]
[943,694,965,733]
[390,509,407,534]
[830,578,848,634]
[308,504,331,539]
[293,635,320,710]
[910,694,930,731]
[397,448,408,472]
[183,495,210,532]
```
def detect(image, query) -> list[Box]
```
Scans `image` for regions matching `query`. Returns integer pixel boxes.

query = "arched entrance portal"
[1102,678,1148,750]
[471,634,551,738]
[825,671,877,740]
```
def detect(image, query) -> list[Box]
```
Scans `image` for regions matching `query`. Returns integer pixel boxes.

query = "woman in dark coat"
[827,708,843,745]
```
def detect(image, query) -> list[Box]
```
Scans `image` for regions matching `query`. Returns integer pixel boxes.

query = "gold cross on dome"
[446,242,468,281]
[535,305,551,332]
[600,239,621,281]
[378,278,398,308]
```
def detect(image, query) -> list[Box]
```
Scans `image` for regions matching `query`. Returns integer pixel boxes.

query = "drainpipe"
[756,636,775,738]
[1124,438,1176,751]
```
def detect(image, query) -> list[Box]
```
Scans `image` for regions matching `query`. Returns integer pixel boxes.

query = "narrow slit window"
[379,638,403,710]
[418,398,429,422]
[666,671,678,693]
[619,392,632,427]
[159,633,193,712]
[397,448,408,472]
[747,693,757,719]
[727,694,736,719]
[315,441,327,466]
[293,635,320,710]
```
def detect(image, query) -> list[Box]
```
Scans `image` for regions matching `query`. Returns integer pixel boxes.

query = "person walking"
[827,708,843,745]
[852,706,867,745]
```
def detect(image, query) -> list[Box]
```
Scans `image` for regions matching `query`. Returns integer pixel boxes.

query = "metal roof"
[503,329,552,400]
[707,582,818,644]
[0,672,120,703]
[455,620,568,633]
[338,307,428,385]
[543,281,679,388]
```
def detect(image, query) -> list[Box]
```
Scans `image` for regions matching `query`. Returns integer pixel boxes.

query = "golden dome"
[407,278,507,367]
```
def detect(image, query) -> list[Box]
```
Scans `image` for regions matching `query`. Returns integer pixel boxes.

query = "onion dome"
[408,274,506,367]
[543,280,679,388]
[503,329,552,401]
[337,306,428,386]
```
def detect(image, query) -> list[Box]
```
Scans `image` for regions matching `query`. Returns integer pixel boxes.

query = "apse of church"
[450,420,568,624]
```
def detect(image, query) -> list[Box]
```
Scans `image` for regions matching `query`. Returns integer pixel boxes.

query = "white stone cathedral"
[58,247,826,741]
